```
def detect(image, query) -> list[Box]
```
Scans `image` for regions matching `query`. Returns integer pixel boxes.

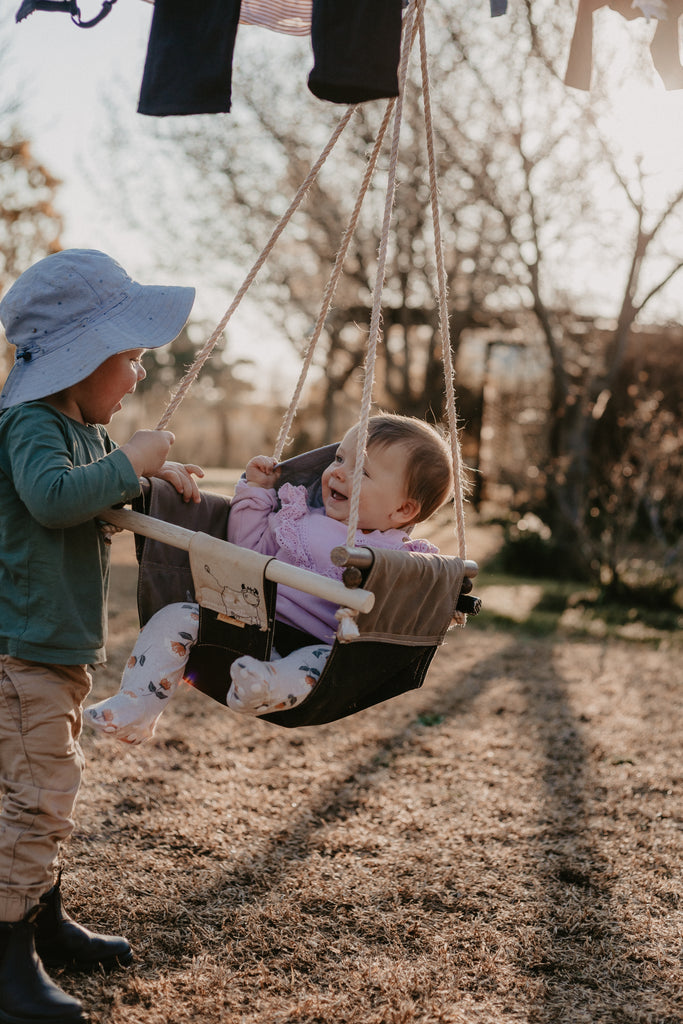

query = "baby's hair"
[365,412,454,525]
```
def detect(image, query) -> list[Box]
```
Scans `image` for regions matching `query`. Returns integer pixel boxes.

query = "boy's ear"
[392,498,421,526]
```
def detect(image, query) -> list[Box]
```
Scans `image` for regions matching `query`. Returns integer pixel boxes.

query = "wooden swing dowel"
[103,507,196,550]
[330,545,372,568]
[330,544,479,578]
[265,556,375,614]
[100,507,376,614]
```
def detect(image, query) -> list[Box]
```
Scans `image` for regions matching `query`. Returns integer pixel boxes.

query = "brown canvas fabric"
[349,547,465,646]
[134,477,231,624]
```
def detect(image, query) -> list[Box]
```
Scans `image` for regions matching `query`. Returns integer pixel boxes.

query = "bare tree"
[430,0,683,577]
[0,33,64,378]
[0,138,62,282]
[106,0,682,581]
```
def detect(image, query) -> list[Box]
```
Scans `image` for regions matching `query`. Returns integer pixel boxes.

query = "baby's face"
[321,427,417,533]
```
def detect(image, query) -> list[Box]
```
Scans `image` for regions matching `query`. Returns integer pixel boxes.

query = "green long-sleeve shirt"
[0,401,141,665]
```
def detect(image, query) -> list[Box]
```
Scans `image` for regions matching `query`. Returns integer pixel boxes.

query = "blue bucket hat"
[0,249,196,410]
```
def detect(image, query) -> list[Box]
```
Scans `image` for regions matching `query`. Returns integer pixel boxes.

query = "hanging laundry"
[240,0,312,36]
[565,0,683,91]
[138,0,404,116]
[308,0,403,103]
[15,0,118,28]
[138,0,241,115]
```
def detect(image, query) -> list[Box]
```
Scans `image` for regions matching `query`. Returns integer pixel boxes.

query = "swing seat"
[131,445,477,728]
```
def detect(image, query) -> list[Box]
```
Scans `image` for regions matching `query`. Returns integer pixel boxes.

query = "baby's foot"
[84,687,167,745]
[227,659,279,714]
[227,646,330,716]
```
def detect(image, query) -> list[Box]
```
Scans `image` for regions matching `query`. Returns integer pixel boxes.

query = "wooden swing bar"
[101,506,479,623]
[330,545,478,578]
[102,506,376,614]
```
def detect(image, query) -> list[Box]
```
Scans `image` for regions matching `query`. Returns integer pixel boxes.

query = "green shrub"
[498,513,579,580]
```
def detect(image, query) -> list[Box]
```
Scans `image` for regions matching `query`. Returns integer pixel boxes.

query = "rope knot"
[335,606,360,642]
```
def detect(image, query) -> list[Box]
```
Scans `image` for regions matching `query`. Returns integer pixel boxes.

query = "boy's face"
[321,426,419,533]
[47,349,147,425]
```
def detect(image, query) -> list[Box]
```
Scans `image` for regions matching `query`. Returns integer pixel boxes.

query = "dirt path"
[60,532,681,1024]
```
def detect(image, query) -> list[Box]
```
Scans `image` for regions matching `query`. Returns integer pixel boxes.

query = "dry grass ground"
[56,507,681,1024]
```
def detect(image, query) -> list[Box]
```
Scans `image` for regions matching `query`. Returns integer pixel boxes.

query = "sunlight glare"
[609,81,683,173]
[597,14,683,202]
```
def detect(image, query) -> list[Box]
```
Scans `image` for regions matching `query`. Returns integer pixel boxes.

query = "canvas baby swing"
[101,0,481,728]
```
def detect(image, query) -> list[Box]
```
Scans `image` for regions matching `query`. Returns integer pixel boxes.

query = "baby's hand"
[245,455,280,489]
[155,462,204,503]
[120,430,175,478]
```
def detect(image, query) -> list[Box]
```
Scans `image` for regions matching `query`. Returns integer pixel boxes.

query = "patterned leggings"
[85,602,330,744]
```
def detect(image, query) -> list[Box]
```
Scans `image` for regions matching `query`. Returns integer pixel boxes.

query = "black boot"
[35,877,132,972]
[0,907,87,1024]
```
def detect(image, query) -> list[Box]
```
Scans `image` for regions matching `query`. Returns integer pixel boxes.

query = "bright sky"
[2,2,682,339]
[1,0,311,394]
[3,2,160,254]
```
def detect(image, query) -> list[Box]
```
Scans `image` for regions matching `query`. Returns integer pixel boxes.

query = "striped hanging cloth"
[239,0,311,36]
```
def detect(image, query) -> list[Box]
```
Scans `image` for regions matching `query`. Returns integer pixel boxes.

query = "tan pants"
[0,656,91,922]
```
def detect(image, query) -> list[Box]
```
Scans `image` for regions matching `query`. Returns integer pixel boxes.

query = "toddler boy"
[0,249,201,1024]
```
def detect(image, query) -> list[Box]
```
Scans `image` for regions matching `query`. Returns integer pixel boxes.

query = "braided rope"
[155,105,355,430]
[417,7,467,559]
[273,96,397,462]
[345,0,421,546]
[154,0,468,565]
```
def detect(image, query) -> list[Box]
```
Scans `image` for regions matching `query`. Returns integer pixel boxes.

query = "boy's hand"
[155,461,204,503]
[245,455,280,489]
[120,430,175,478]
